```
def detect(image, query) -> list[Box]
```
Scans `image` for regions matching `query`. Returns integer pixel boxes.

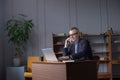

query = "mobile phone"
[67,37,73,44]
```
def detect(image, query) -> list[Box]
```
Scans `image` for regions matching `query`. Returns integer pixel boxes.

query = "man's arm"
[71,39,91,60]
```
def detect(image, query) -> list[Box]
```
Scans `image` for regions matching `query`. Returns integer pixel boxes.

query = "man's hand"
[64,38,72,48]
[58,56,69,61]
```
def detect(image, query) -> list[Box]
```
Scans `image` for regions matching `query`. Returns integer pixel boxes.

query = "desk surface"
[33,60,97,64]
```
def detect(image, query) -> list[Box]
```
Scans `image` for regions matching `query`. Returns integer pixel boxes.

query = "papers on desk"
[62,60,74,62]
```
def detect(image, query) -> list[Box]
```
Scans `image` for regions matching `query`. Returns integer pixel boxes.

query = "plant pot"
[13,57,21,67]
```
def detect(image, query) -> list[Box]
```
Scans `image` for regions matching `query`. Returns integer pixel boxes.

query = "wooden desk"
[32,61,97,80]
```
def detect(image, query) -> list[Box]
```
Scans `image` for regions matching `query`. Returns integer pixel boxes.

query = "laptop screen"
[41,48,58,62]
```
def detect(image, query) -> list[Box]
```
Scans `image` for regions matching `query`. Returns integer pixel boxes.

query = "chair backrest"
[92,55,100,80]
[92,55,100,68]
[27,56,40,72]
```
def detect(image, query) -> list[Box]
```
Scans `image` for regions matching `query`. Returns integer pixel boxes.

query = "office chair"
[24,56,40,79]
[93,55,100,80]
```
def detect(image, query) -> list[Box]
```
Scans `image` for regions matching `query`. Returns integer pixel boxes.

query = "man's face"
[69,29,79,42]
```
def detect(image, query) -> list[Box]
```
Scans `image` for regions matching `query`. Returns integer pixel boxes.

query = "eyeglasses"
[69,32,78,36]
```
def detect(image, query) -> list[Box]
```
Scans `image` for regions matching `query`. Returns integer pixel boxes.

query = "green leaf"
[6,14,34,57]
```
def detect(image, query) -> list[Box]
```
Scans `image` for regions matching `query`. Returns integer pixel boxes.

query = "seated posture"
[59,27,93,61]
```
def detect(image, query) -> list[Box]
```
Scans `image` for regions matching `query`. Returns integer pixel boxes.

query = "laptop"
[41,48,74,62]
[41,48,58,62]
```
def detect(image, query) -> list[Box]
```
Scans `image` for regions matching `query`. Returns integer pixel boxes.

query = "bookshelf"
[52,33,67,58]
[52,32,120,80]
[111,34,120,79]
[81,33,112,80]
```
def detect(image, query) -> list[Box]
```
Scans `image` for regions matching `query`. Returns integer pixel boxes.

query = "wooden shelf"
[98,72,111,79]
[100,60,110,63]
[112,60,120,64]
[111,34,120,36]
[91,42,108,44]
[111,34,120,79]
[112,42,120,44]
[83,34,105,37]
[53,35,67,38]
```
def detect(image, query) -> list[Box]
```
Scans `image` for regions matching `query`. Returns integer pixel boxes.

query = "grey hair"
[70,27,79,33]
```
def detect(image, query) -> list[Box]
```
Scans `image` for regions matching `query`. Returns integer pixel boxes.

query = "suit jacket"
[63,38,93,60]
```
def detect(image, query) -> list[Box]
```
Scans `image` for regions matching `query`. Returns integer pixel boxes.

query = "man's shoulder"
[78,38,90,45]
[79,38,89,42]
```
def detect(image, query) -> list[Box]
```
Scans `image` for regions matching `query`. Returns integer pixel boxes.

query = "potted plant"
[6,14,34,66]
